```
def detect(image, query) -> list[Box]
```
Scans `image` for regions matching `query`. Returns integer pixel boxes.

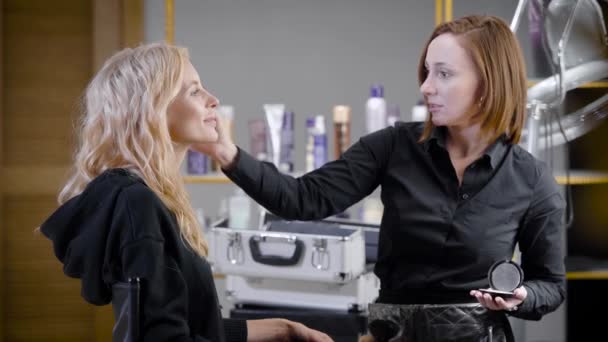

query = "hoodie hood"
[40,169,143,305]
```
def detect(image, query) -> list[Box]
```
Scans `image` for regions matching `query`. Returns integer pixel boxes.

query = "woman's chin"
[189,134,218,145]
[200,137,218,144]
[430,117,445,126]
[202,128,219,142]
[431,114,456,127]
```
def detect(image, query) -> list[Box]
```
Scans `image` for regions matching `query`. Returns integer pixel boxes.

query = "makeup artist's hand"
[470,286,527,312]
[192,115,238,170]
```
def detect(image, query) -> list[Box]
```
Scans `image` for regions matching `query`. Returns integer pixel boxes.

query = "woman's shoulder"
[393,121,426,141]
[393,120,425,132]
[95,169,177,242]
[362,121,424,142]
[356,122,425,158]
[87,168,168,219]
[510,145,545,171]
[510,145,559,189]
[87,168,145,190]
[91,168,153,197]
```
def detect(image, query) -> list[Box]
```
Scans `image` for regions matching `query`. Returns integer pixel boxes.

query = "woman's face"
[420,33,480,128]
[167,60,219,145]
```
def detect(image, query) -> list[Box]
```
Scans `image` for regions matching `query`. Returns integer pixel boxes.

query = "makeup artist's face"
[420,33,480,128]
[167,60,220,145]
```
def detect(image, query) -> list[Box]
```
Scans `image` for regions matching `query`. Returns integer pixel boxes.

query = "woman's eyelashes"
[436,70,452,79]
[424,66,453,80]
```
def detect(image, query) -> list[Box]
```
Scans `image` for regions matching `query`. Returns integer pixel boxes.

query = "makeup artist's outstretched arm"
[194,117,391,221]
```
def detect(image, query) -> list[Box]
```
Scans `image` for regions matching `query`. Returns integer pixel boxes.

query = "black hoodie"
[41,168,246,342]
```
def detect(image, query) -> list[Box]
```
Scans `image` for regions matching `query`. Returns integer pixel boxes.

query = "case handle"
[249,234,304,266]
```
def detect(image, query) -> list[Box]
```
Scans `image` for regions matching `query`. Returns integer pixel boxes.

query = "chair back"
[112,277,141,342]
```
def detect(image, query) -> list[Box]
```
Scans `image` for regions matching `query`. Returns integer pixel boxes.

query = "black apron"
[368,303,514,342]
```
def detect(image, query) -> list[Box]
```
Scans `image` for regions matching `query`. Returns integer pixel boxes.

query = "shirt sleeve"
[223,318,247,342]
[114,189,217,342]
[223,127,395,220]
[510,165,567,320]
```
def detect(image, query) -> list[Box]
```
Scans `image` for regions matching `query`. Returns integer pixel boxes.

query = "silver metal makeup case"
[209,219,367,284]
[208,215,380,311]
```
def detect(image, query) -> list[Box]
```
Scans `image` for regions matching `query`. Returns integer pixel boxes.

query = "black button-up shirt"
[225,122,566,320]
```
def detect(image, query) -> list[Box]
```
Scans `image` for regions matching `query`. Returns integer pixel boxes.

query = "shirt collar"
[422,126,447,152]
[423,126,508,169]
[483,134,508,169]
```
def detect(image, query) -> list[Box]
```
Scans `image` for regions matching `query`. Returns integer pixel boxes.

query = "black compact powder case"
[479,260,524,298]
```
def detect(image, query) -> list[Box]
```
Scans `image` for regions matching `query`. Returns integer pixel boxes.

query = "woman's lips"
[203,117,217,127]
[427,104,443,112]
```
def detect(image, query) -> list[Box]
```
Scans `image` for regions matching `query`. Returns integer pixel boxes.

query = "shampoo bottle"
[313,115,327,169]
[365,84,387,133]
[333,105,351,159]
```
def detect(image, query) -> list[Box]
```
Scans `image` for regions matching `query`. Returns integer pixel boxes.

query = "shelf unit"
[184,174,232,184]
[566,271,608,280]
[554,170,608,185]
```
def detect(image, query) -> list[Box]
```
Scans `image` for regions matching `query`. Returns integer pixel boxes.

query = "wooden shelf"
[183,174,231,184]
[566,257,608,279]
[567,271,608,280]
[577,81,608,89]
[554,170,608,185]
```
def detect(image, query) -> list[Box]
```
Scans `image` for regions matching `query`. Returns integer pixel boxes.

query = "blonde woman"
[40,43,332,342]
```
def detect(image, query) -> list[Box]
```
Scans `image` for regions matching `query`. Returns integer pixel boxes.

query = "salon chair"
[112,277,142,342]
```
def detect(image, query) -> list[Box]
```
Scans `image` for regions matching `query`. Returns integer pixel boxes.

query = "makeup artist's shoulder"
[393,121,424,138]
[510,143,551,186]
[511,144,543,170]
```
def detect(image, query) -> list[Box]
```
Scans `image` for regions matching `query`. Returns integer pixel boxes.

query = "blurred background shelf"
[566,256,608,280]
[184,174,232,184]
[555,169,608,185]
[566,271,608,280]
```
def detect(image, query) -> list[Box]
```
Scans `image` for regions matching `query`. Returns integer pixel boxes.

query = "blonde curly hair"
[59,42,208,256]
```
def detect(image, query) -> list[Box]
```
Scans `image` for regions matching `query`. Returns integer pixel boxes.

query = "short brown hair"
[417,15,527,144]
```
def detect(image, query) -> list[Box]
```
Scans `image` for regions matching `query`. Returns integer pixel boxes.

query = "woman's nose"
[205,90,219,108]
[420,76,435,96]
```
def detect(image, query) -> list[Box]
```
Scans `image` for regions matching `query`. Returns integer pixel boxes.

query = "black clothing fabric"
[368,303,513,342]
[40,168,247,342]
[224,122,566,321]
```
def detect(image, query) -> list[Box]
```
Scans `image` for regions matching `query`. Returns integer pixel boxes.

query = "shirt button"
[461,193,469,200]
